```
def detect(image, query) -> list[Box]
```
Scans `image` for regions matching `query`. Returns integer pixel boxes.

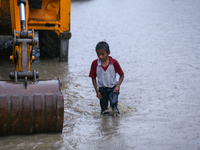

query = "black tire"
[39,30,60,58]
[0,0,12,35]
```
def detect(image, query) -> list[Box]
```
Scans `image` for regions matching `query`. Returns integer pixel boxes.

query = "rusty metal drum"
[0,79,64,136]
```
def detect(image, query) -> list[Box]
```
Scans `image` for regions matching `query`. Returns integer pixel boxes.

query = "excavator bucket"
[0,79,64,136]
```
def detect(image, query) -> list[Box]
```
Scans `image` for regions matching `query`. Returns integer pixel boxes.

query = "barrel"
[0,80,64,136]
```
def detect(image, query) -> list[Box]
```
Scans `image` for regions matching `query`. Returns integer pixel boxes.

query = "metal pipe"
[15,39,35,45]
[19,3,26,31]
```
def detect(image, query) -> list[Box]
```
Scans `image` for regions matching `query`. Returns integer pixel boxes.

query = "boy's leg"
[109,89,119,114]
[109,92,119,108]
[99,88,109,114]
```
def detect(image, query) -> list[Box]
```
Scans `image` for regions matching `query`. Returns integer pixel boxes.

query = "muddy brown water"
[1,0,200,149]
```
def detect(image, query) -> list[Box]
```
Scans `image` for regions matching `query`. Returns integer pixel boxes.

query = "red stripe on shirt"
[101,65,109,71]
[89,59,98,78]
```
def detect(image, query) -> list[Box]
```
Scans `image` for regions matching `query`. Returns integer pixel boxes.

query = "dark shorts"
[99,86,119,113]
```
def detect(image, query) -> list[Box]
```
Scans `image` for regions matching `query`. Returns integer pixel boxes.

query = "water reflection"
[99,116,120,137]
[0,134,63,150]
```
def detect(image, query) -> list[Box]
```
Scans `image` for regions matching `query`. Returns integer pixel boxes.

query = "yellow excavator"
[0,0,71,136]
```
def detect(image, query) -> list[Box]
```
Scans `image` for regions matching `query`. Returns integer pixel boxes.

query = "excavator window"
[28,0,42,9]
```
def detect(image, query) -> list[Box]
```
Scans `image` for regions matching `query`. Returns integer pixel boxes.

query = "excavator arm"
[0,0,64,136]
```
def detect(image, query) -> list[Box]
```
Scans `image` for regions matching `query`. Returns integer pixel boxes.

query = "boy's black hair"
[95,41,110,53]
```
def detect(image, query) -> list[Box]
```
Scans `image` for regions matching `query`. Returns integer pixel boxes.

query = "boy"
[89,41,124,115]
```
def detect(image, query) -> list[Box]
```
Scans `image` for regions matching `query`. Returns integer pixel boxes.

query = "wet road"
[1,0,200,149]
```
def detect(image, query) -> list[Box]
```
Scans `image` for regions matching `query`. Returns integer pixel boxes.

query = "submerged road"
[0,0,200,149]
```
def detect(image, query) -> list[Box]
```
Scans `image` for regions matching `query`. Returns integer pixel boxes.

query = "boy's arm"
[92,78,102,99]
[113,74,124,93]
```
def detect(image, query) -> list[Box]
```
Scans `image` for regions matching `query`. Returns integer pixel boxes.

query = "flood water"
[1,0,200,149]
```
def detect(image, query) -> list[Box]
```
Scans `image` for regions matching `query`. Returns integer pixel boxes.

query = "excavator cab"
[0,0,71,136]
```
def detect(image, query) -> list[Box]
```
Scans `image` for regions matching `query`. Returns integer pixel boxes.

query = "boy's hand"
[113,85,120,93]
[113,75,124,93]
[97,91,102,99]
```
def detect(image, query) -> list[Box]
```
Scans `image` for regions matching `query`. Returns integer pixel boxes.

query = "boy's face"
[96,49,110,62]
